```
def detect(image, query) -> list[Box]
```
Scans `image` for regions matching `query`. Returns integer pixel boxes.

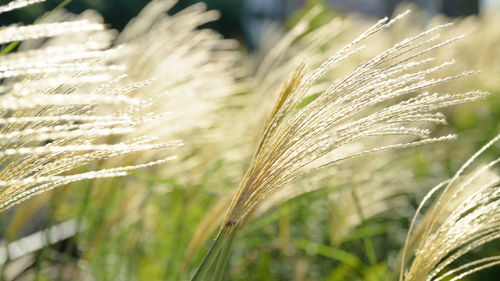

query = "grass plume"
[400,133,500,281]
[1,1,498,280]
[0,0,177,211]
[221,11,485,230]
[191,10,487,280]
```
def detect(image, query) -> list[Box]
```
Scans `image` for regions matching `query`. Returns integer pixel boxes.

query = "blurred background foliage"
[1,0,499,280]
[0,0,483,47]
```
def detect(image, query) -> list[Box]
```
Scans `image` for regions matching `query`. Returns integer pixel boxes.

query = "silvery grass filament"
[190,10,486,280]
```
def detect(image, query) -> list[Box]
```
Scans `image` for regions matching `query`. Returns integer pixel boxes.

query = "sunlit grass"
[0,0,499,281]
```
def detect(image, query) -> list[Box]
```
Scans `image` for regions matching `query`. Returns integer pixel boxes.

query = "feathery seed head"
[0,0,178,211]
[221,11,486,229]
[401,133,500,281]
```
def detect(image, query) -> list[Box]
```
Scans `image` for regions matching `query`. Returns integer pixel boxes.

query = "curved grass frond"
[56,2,244,277]
[0,20,105,44]
[0,0,46,14]
[116,0,242,140]
[191,10,485,281]
[221,11,485,229]
[400,133,500,281]
[0,1,177,211]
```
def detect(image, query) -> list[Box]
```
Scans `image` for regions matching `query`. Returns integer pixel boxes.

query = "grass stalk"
[34,189,65,280]
[163,189,188,280]
[56,183,92,281]
[351,188,377,267]
[191,223,239,281]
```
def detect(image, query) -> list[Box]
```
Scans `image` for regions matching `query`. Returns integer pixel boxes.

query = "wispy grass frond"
[191,11,485,281]
[45,2,244,276]
[0,2,177,211]
[400,133,500,281]
[0,0,46,14]
[220,12,485,229]
[115,0,241,140]
[0,20,105,44]
[0,156,175,186]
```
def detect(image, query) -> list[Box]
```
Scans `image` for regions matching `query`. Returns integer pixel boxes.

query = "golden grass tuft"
[220,11,486,230]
